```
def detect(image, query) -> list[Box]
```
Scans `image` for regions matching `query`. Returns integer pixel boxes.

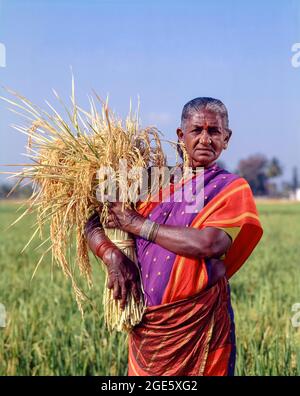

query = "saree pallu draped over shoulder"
[129,165,263,376]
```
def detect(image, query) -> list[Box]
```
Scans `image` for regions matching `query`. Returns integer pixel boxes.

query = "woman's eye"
[210,129,221,135]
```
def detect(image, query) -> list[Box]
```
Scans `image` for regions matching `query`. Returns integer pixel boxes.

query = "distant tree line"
[219,155,296,197]
[0,183,33,199]
[236,154,284,196]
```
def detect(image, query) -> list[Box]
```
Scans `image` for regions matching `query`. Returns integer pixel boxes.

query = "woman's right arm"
[84,212,141,309]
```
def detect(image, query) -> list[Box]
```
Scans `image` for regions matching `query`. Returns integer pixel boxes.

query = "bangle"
[140,219,160,242]
[149,222,160,242]
[96,240,115,258]
[139,219,154,240]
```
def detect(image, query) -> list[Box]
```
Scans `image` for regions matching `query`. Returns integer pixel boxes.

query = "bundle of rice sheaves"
[1,82,166,332]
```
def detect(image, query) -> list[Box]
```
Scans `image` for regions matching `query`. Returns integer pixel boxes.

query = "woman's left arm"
[152,225,231,259]
[105,203,231,260]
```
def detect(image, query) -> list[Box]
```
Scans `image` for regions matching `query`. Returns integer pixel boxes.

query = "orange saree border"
[203,345,232,376]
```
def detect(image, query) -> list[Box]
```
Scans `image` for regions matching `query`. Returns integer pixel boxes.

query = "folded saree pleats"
[128,277,232,376]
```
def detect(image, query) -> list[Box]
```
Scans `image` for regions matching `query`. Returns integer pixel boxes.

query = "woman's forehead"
[187,110,223,126]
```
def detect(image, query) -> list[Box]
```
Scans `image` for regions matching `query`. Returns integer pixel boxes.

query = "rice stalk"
[1,81,167,331]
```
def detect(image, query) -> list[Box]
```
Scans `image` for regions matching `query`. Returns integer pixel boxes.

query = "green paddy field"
[0,201,299,375]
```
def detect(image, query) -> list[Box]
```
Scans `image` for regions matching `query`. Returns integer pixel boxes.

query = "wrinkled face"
[177,109,231,168]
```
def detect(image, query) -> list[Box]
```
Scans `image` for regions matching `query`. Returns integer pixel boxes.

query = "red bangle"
[96,240,116,258]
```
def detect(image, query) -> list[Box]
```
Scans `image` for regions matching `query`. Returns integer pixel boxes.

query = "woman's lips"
[195,148,214,154]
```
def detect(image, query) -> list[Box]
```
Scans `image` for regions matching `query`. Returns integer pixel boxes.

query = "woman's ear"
[223,129,232,149]
[176,127,184,142]
[176,128,184,160]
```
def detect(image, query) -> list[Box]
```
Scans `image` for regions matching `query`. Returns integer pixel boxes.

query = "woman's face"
[177,109,231,168]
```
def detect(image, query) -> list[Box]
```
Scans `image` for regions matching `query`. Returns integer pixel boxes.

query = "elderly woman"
[85,97,263,376]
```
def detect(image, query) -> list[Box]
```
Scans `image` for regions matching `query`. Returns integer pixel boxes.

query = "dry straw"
[1,79,166,332]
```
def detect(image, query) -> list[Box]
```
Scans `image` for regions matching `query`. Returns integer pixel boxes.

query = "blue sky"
[0,0,299,182]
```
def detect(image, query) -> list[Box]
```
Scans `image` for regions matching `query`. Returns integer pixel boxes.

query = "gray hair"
[181,97,230,132]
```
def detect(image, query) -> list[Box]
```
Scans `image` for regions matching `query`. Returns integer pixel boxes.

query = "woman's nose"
[199,130,211,145]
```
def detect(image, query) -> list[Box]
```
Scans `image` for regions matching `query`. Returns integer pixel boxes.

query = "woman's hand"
[104,202,144,235]
[208,258,226,287]
[103,247,141,310]
[84,211,142,309]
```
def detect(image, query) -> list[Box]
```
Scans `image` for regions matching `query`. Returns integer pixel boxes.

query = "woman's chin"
[192,155,215,168]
